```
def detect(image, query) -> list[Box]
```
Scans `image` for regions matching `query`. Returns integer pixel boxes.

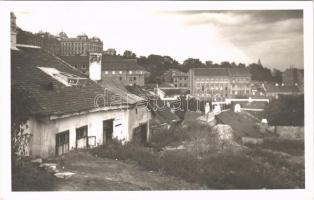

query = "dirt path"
[55,151,204,191]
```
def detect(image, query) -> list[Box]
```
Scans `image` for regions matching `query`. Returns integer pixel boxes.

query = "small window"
[119,71,123,74]
[112,71,116,75]
[133,77,136,81]
[76,126,88,140]
[105,71,109,75]
[74,65,78,69]
[129,71,133,74]
[119,77,122,81]
[82,64,86,69]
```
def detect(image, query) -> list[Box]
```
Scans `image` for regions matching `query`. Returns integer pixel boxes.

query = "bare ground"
[55,151,204,191]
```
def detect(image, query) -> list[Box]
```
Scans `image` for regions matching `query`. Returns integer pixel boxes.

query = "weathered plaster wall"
[28,108,131,158]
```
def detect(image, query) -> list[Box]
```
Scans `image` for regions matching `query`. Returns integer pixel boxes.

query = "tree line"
[120,50,283,84]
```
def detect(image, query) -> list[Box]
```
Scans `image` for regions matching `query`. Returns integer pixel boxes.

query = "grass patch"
[12,158,56,191]
[245,138,304,156]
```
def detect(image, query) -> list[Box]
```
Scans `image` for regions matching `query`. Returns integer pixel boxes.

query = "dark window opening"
[103,119,114,144]
[76,125,88,149]
[56,130,69,156]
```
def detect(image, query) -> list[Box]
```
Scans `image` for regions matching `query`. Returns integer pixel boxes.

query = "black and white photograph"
[0,1,313,200]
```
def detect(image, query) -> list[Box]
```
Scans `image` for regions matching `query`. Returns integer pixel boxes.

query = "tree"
[11,86,32,169]
[123,50,136,59]
[263,94,304,126]
[183,58,205,71]
[205,60,213,67]
[220,61,232,68]
[247,63,273,82]
[271,68,283,84]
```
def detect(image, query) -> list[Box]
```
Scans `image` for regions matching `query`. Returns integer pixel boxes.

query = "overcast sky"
[15,7,303,70]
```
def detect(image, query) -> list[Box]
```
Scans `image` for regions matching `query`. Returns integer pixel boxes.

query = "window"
[56,130,69,155]
[119,77,122,81]
[129,70,133,74]
[82,64,86,69]
[119,71,123,74]
[76,126,88,140]
[76,125,88,149]
[74,65,78,69]
[105,71,109,75]
[112,71,116,74]
[133,77,136,81]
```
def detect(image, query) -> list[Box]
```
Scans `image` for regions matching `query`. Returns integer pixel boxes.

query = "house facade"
[61,55,146,86]
[172,69,190,89]
[189,67,251,100]
[189,68,230,100]
[11,43,150,158]
[58,33,103,56]
[282,67,304,93]
[262,83,301,99]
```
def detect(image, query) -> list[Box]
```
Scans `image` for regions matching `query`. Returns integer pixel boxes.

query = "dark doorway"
[103,119,114,144]
[133,123,147,144]
[56,130,69,156]
[76,125,88,149]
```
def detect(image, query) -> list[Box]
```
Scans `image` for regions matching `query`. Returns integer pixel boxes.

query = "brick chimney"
[10,12,17,50]
[89,52,102,81]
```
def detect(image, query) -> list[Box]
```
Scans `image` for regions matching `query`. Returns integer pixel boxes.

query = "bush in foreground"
[91,140,160,171]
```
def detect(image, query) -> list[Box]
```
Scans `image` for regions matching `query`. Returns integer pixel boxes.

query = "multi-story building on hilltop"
[58,32,103,56]
[189,67,251,100]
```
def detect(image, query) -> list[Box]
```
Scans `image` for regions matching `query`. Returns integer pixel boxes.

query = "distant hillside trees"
[247,63,273,82]
[263,95,304,126]
[137,53,283,84]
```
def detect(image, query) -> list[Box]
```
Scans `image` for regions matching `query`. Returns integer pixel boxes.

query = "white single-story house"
[12,44,151,158]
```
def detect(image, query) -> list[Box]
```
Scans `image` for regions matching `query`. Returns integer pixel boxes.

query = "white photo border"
[0,1,313,200]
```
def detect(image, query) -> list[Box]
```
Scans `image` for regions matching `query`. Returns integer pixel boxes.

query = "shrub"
[149,126,190,149]
[91,140,161,171]
[160,150,201,182]
[200,152,269,189]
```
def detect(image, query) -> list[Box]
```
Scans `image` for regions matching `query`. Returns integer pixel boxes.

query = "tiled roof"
[229,67,251,77]
[172,69,189,77]
[193,68,229,77]
[98,78,145,104]
[60,55,144,71]
[216,111,264,138]
[101,55,144,71]
[125,86,180,125]
[192,67,251,77]
[11,46,129,117]
[264,83,300,93]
